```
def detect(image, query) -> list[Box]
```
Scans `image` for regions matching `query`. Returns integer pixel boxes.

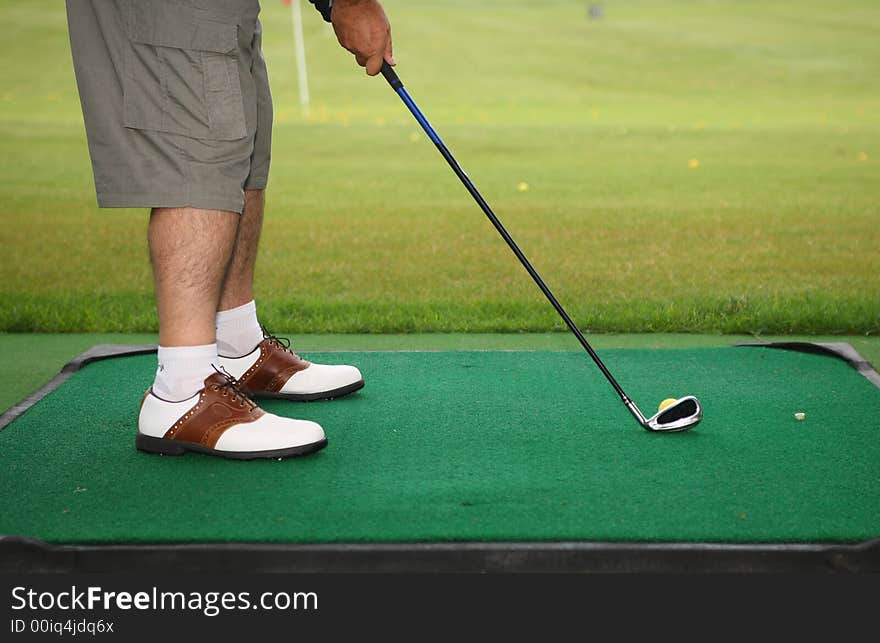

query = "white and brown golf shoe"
[217,330,364,402]
[136,371,327,460]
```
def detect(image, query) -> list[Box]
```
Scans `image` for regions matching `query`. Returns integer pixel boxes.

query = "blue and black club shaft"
[380,62,647,427]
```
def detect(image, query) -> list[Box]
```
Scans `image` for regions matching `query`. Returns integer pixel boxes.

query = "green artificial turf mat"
[1,347,878,544]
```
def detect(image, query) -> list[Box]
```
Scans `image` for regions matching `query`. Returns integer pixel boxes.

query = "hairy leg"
[219,189,265,311]
[149,207,240,346]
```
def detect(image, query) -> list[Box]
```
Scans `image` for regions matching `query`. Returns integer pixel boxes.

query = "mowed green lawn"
[1,0,877,334]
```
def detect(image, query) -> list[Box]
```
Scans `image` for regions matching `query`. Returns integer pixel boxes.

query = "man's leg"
[147,207,238,401]
[139,205,326,459]
[214,192,365,401]
[214,190,266,358]
[151,207,240,347]
[219,189,264,313]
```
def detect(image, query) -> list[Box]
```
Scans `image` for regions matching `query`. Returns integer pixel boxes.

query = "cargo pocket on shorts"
[121,0,247,141]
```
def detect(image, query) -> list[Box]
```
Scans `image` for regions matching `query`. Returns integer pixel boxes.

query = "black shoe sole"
[135,433,328,460]
[246,379,365,402]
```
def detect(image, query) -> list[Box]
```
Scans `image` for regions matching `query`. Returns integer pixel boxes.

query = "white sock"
[216,300,264,358]
[152,344,218,402]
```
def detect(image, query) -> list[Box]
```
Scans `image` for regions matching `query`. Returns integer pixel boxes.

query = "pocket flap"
[128,0,237,54]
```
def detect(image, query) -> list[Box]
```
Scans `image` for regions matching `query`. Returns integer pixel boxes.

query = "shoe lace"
[212,366,258,411]
[261,325,302,359]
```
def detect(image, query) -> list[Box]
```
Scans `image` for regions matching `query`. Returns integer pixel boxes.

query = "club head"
[644,396,702,433]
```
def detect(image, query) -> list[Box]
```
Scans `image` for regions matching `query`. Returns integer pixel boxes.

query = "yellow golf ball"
[517,182,529,192]
[658,398,677,412]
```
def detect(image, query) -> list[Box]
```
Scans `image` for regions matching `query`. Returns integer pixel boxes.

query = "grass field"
[1,0,878,334]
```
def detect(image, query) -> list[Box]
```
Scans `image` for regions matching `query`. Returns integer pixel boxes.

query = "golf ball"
[795,412,806,421]
[517,182,529,192]
[658,398,677,412]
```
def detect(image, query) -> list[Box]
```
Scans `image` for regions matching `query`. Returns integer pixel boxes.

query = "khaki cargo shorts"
[66,0,273,215]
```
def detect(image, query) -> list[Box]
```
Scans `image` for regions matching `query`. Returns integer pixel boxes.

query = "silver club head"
[644,396,702,432]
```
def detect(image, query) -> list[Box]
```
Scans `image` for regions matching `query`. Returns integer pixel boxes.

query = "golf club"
[379,62,701,432]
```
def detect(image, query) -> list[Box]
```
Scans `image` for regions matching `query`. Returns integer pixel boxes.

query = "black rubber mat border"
[1,536,877,573]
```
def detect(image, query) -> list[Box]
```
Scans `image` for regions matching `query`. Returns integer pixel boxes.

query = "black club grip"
[380,61,403,90]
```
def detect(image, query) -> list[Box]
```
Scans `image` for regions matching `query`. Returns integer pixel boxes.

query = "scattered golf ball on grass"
[658,398,677,412]
[517,182,529,192]
[794,412,806,421]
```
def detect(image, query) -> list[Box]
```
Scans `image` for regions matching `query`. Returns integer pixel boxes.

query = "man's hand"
[331,0,394,76]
